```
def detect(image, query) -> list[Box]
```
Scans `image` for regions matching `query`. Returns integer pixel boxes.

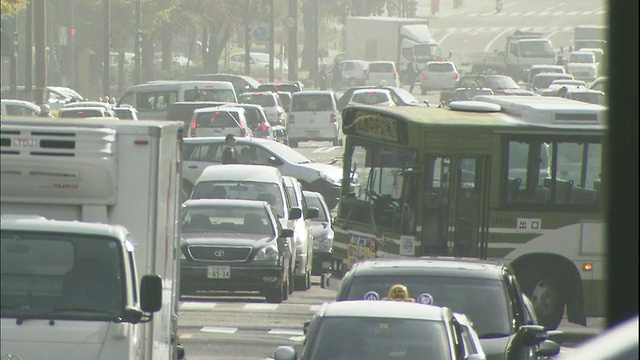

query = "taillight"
[330,113,337,123]
[261,124,268,131]
[422,71,427,79]
[289,114,295,123]
[392,69,397,79]
[190,120,196,137]
[454,72,459,80]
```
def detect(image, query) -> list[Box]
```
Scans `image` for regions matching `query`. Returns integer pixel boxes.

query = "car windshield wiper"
[479,332,511,339]
[15,307,117,323]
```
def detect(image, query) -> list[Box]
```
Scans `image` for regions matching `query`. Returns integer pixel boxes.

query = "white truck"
[0,118,185,360]
[344,16,442,82]
[573,25,607,51]
[459,30,557,82]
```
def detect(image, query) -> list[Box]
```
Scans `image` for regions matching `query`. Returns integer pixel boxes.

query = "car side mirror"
[306,207,319,219]
[140,274,163,313]
[516,325,547,347]
[280,228,294,238]
[536,340,561,357]
[273,346,297,360]
[303,320,311,334]
[288,207,302,220]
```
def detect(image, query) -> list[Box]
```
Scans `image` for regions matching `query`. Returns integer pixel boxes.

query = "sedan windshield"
[344,276,512,338]
[307,317,452,360]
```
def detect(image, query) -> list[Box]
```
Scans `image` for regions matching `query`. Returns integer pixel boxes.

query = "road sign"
[59,26,68,46]
[253,26,269,41]
[284,16,296,28]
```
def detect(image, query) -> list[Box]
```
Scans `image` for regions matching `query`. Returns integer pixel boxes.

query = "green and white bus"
[334,96,606,330]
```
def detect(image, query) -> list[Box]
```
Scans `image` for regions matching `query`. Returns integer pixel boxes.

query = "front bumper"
[311,251,333,275]
[180,264,282,292]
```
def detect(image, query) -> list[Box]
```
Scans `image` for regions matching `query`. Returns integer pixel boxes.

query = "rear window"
[114,108,135,119]
[184,89,236,103]
[242,108,265,128]
[533,74,573,89]
[192,181,284,218]
[351,92,391,105]
[59,109,105,118]
[239,93,276,107]
[195,110,241,128]
[291,94,334,112]
[368,63,394,73]
[258,84,300,93]
[427,63,455,72]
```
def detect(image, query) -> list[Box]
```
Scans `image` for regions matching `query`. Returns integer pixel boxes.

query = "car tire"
[421,87,427,95]
[282,272,289,301]
[332,137,339,146]
[305,270,311,290]
[289,140,298,148]
[288,266,295,294]
[265,278,286,304]
[338,137,344,146]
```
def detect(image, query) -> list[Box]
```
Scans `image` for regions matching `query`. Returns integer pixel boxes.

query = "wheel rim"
[531,279,559,317]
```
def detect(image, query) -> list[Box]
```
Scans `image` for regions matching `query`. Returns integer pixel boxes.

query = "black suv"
[336,257,561,360]
[439,74,535,106]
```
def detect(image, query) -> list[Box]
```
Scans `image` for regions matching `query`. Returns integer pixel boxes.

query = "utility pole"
[34,0,47,105]
[244,0,252,77]
[268,0,275,81]
[134,0,141,84]
[102,0,110,97]
[311,0,319,86]
[10,19,17,98]
[25,2,33,98]
[287,0,298,81]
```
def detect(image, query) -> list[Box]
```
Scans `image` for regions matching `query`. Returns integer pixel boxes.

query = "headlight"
[254,244,279,261]
[313,234,334,251]
[320,172,341,186]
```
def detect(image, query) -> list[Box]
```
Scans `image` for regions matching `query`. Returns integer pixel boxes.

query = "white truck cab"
[0,118,185,360]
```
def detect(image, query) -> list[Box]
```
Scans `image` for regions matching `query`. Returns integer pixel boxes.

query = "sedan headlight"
[313,234,334,251]
[254,244,279,261]
[320,172,341,187]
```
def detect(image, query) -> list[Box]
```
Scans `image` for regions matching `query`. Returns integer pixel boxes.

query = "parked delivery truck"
[0,117,185,360]
[345,16,442,82]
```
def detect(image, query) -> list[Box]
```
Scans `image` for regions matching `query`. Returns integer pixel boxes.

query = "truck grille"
[188,246,252,262]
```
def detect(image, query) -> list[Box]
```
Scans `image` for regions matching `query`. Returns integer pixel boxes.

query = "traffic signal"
[1,16,16,57]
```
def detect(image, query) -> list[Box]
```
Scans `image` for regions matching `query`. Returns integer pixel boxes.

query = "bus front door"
[421,156,489,258]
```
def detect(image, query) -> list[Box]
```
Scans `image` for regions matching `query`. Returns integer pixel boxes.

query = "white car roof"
[317,300,451,321]
[198,164,282,183]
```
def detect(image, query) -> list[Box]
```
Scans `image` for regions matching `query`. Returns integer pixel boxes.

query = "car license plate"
[305,130,319,137]
[13,138,38,148]
[207,266,230,279]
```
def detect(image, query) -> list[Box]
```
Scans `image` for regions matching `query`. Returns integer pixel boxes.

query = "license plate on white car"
[305,130,320,137]
[207,266,231,279]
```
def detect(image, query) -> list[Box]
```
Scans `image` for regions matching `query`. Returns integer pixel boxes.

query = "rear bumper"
[312,251,333,274]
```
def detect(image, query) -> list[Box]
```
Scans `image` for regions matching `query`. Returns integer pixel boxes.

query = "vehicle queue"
[0,66,607,360]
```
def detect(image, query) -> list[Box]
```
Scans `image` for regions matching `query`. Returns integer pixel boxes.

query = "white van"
[288,91,342,148]
[189,106,252,138]
[117,80,237,120]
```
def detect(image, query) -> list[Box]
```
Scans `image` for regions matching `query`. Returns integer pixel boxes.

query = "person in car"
[222,134,238,164]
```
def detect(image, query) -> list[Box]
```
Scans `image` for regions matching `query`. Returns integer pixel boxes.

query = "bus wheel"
[529,276,564,329]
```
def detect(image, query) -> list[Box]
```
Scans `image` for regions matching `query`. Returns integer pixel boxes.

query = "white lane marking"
[309,305,322,312]
[244,303,279,310]
[523,11,535,16]
[567,10,579,16]
[510,12,521,16]
[180,302,217,310]
[268,328,304,336]
[485,28,516,52]
[289,335,306,342]
[201,326,238,334]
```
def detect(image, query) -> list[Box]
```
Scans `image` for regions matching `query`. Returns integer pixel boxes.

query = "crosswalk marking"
[311,146,340,154]
[465,9,601,17]
[201,326,238,334]
[309,305,322,312]
[244,303,279,310]
[180,302,217,310]
[268,328,304,336]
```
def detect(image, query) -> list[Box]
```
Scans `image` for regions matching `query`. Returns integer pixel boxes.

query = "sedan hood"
[181,233,273,247]
[298,162,343,184]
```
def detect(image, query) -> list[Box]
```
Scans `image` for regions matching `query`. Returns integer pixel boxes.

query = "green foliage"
[0,0,29,16]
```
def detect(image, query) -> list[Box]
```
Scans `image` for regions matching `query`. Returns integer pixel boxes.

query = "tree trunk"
[161,23,173,74]
[205,24,231,74]
[141,32,155,82]
[201,26,211,73]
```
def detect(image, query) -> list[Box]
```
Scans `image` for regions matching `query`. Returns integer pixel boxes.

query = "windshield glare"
[344,276,512,337]
[518,40,556,58]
